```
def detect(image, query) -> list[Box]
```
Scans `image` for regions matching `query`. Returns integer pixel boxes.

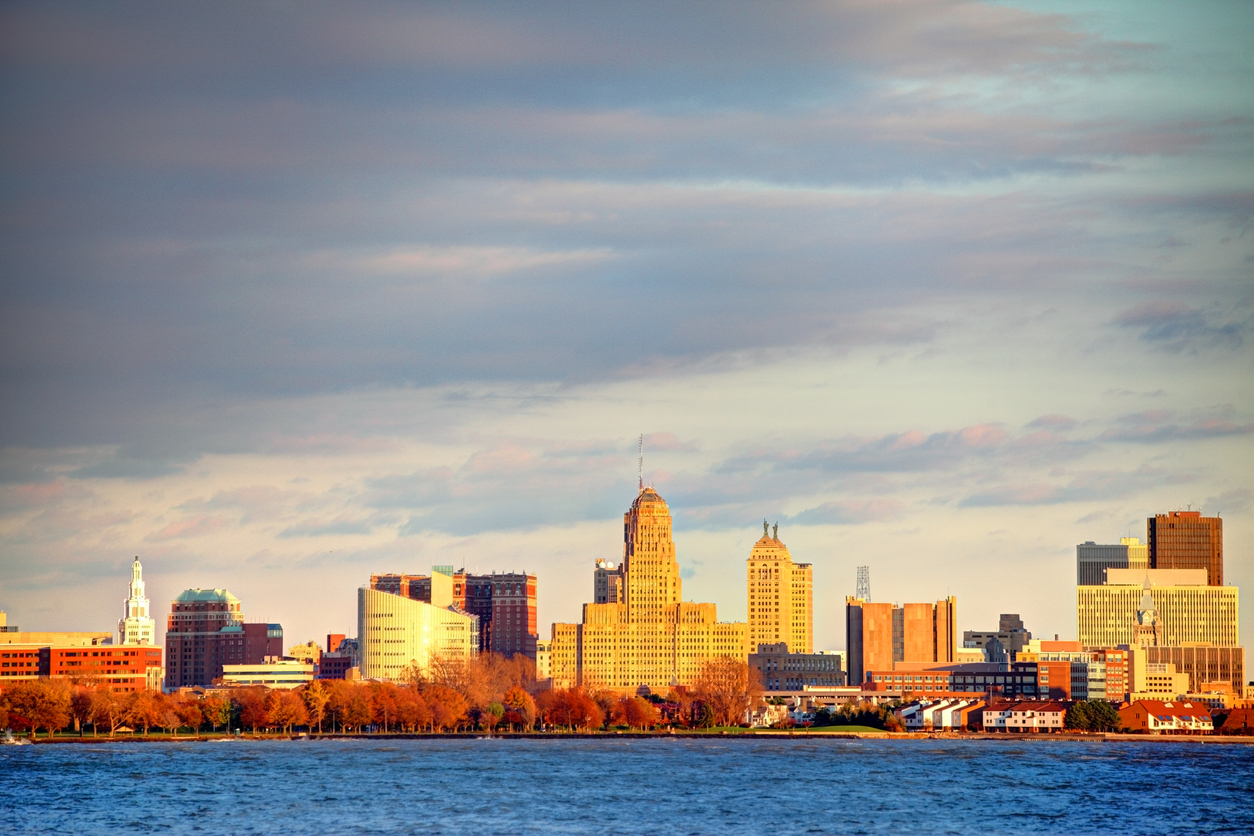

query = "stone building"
[746,524,812,653]
[549,487,747,693]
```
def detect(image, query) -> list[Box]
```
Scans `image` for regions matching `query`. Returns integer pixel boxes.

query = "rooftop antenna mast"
[856,566,871,602]
[638,433,644,492]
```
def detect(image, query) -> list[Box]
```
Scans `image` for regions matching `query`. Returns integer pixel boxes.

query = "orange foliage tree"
[693,656,761,727]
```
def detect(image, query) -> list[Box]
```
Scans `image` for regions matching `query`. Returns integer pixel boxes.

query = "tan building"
[1135,644,1245,694]
[549,487,748,693]
[0,630,112,646]
[749,643,843,691]
[747,522,812,653]
[358,569,479,682]
[287,640,322,665]
[1077,570,1238,649]
[222,658,315,690]
[845,596,957,686]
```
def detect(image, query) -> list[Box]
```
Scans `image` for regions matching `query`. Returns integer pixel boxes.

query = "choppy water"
[4,737,1252,835]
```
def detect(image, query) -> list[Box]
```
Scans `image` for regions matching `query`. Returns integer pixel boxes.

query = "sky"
[0,1,1251,652]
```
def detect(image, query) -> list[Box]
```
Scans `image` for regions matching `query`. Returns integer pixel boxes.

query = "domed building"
[550,487,747,692]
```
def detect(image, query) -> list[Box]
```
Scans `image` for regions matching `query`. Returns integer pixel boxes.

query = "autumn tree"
[123,690,158,735]
[502,686,536,730]
[371,682,400,733]
[693,657,760,727]
[70,685,95,735]
[176,697,204,735]
[302,680,329,733]
[4,680,71,738]
[201,694,231,733]
[236,688,271,732]
[270,690,310,733]
[91,687,124,737]
[340,685,374,732]
[426,685,468,732]
[395,689,431,732]
[612,696,661,730]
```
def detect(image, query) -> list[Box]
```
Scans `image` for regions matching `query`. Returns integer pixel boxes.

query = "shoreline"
[12,731,1254,745]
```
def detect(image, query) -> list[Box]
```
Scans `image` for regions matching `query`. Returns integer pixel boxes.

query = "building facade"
[749,643,843,691]
[846,596,957,686]
[118,556,156,646]
[1133,644,1245,693]
[1077,538,1149,586]
[747,523,812,654]
[549,488,748,693]
[594,559,623,604]
[1016,641,1127,702]
[369,569,538,659]
[963,613,1032,663]
[1077,571,1238,649]
[164,589,284,689]
[1118,699,1213,734]
[357,581,478,682]
[1148,510,1223,586]
[222,659,315,689]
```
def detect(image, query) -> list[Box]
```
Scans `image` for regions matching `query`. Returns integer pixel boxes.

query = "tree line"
[1,653,764,737]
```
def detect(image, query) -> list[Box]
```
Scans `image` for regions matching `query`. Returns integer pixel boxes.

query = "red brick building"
[1,644,162,692]
[165,588,283,688]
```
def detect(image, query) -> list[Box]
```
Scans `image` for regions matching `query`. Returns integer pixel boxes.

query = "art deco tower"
[747,522,812,653]
[119,556,156,645]
[622,487,682,624]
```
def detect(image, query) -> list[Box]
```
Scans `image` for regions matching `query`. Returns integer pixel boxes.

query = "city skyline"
[0,2,1250,650]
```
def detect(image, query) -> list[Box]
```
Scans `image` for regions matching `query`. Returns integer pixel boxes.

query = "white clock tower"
[119,556,156,645]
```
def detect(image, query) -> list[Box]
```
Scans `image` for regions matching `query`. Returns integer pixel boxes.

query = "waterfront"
[5,738,1252,835]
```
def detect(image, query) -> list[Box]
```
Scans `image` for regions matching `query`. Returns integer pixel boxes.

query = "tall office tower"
[1148,510,1223,585]
[1076,568,1238,649]
[370,569,538,659]
[358,569,479,682]
[1077,538,1149,585]
[845,596,956,686]
[164,589,284,688]
[594,558,623,604]
[549,487,747,692]
[747,522,812,653]
[963,613,1032,663]
[118,556,156,645]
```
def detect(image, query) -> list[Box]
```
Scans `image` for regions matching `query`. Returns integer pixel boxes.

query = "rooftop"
[173,588,240,604]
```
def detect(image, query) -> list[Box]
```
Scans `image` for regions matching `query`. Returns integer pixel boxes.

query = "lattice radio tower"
[856,566,871,601]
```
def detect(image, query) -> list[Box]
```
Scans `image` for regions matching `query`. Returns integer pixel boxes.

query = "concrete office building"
[1077,538,1148,586]
[222,658,315,690]
[549,488,747,693]
[594,559,623,604]
[846,596,956,686]
[1077,568,1238,649]
[1148,510,1223,586]
[358,570,479,682]
[747,522,812,654]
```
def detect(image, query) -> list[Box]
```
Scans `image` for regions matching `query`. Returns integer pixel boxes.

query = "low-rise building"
[1118,699,1213,734]
[750,643,845,691]
[979,700,1068,733]
[0,643,163,692]
[221,658,315,690]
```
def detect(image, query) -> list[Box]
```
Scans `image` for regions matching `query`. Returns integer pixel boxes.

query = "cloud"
[1026,414,1076,430]
[959,465,1187,507]
[146,514,229,541]
[1099,410,1254,444]
[279,515,379,539]
[1115,301,1248,351]
[788,499,905,526]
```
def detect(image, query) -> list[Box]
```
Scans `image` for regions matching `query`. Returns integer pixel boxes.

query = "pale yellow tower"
[747,522,812,653]
[550,487,748,693]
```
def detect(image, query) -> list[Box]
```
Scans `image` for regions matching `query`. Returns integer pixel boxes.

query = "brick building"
[1148,510,1223,586]
[164,588,283,688]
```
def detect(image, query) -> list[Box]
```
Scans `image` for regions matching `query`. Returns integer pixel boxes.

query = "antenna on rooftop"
[856,566,871,602]
[638,433,644,491]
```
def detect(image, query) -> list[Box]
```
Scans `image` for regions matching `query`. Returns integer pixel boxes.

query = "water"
[3,737,1252,835]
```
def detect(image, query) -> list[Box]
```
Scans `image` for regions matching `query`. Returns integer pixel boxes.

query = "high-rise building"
[963,613,1032,663]
[369,569,537,659]
[1148,510,1223,586]
[1076,538,1148,586]
[164,589,283,689]
[549,487,747,693]
[845,597,956,686]
[118,556,156,646]
[747,522,812,653]
[594,559,623,604]
[358,570,479,682]
[1076,569,1238,649]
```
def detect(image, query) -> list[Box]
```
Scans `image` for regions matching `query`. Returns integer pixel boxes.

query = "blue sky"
[0,1,1250,649]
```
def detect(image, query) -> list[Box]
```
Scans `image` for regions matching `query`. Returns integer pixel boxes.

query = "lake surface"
[4,737,1252,835]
